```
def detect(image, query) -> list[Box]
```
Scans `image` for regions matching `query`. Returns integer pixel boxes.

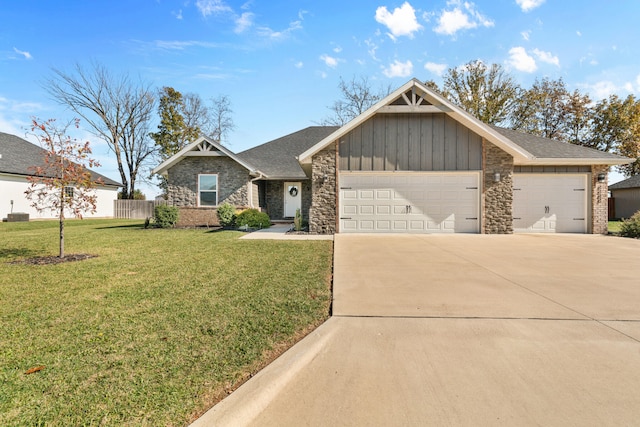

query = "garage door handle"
[513,217,521,220]
[513,188,521,191]
[573,188,585,191]
[340,217,352,220]
[465,217,478,220]
[340,187,352,190]
[573,218,585,221]
[466,187,478,190]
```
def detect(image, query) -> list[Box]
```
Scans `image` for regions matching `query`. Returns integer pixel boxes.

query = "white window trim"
[197,174,219,207]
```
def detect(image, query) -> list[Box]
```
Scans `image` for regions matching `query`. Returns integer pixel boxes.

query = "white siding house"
[0,132,121,220]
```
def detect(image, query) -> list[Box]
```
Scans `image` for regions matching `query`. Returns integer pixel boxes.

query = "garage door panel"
[513,174,587,233]
[340,172,479,233]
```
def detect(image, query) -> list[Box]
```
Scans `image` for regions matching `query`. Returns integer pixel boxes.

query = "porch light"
[493,172,501,183]
[597,173,606,183]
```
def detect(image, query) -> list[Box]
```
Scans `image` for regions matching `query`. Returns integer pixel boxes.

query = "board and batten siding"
[338,114,483,172]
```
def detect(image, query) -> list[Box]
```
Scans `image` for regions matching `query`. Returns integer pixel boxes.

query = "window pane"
[199,175,217,191]
[200,191,217,206]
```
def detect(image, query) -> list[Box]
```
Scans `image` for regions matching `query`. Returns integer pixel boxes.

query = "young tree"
[25,118,102,258]
[43,62,156,199]
[442,60,520,125]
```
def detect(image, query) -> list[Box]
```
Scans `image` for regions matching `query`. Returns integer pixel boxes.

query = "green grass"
[0,219,333,426]
[609,220,622,234]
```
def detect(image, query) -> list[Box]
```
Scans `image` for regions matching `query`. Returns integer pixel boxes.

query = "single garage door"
[513,174,588,233]
[339,172,480,233]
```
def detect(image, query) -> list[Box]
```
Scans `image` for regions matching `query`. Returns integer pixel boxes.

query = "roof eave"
[516,157,634,166]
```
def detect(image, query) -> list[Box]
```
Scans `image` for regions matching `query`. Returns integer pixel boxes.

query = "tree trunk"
[59,216,65,258]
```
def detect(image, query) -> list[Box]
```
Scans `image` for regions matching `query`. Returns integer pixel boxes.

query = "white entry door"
[284,182,301,217]
[513,174,588,233]
[339,172,480,233]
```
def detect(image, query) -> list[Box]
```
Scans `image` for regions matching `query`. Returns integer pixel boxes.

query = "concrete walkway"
[239,223,333,240]
[193,234,640,426]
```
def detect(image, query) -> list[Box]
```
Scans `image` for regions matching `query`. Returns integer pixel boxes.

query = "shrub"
[235,209,271,229]
[154,205,179,228]
[217,202,236,227]
[619,211,640,238]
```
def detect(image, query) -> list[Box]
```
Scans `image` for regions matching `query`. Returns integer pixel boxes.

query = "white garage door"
[339,172,480,233]
[513,174,588,233]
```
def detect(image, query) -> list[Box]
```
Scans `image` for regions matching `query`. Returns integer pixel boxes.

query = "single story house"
[609,175,640,219]
[0,131,121,220]
[153,78,631,234]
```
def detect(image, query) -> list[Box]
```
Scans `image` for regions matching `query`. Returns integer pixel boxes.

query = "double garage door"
[339,172,480,233]
[339,172,589,234]
[513,174,588,233]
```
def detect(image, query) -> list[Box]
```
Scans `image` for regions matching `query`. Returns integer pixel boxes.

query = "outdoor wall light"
[597,173,606,183]
[493,172,501,183]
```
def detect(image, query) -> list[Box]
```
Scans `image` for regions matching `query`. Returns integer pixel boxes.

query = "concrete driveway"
[193,234,640,426]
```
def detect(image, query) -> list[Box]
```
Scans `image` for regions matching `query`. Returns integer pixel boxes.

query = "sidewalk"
[239,223,333,240]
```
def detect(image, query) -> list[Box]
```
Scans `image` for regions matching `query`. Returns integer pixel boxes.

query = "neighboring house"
[0,131,121,220]
[609,175,640,219]
[153,79,631,234]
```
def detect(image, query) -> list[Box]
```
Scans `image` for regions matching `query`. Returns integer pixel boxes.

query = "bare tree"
[43,62,156,199]
[321,76,390,126]
[206,95,235,144]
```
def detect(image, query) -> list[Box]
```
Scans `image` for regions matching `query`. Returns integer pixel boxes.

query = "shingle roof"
[609,174,640,190]
[0,131,122,187]
[490,126,628,162]
[238,126,339,179]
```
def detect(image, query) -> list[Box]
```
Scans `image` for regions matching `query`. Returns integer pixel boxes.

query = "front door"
[284,182,301,218]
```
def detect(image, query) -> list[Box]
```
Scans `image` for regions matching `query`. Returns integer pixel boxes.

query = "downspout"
[248,172,265,209]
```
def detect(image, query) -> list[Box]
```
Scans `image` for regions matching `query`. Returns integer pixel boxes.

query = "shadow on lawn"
[95,223,146,230]
[0,248,39,260]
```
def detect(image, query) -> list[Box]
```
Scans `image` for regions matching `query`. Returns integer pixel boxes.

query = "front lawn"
[0,219,333,426]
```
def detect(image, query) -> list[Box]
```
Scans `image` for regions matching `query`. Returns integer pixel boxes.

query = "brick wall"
[309,143,337,234]
[483,141,514,234]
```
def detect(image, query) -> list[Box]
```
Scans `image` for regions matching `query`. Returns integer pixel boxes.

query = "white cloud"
[173,9,183,20]
[13,47,32,60]
[333,45,343,53]
[515,0,545,12]
[234,12,254,33]
[424,61,447,76]
[532,48,559,66]
[507,46,537,72]
[320,54,339,68]
[152,40,221,50]
[383,59,413,78]
[521,30,530,41]
[365,39,379,61]
[257,20,302,40]
[576,30,582,37]
[294,61,304,69]
[434,0,494,36]
[196,0,232,17]
[375,2,422,40]
[588,81,618,99]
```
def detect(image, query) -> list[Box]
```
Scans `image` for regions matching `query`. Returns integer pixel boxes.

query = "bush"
[154,205,179,228]
[235,209,271,229]
[217,202,236,227]
[619,211,640,238]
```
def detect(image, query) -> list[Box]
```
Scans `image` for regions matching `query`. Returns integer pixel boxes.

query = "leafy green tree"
[150,87,203,160]
[25,118,102,258]
[510,77,573,140]
[442,60,520,125]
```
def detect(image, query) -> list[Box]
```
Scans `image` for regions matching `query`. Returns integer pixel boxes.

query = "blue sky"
[2,0,639,196]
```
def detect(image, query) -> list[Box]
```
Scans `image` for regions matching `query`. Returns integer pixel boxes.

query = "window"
[64,186,74,199]
[198,174,218,206]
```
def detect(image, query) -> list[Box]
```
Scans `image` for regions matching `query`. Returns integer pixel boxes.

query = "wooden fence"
[113,200,168,219]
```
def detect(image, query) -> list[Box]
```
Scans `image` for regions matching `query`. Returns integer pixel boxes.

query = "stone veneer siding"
[166,157,250,207]
[264,180,312,220]
[591,165,609,234]
[482,141,514,234]
[309,143,337,234]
